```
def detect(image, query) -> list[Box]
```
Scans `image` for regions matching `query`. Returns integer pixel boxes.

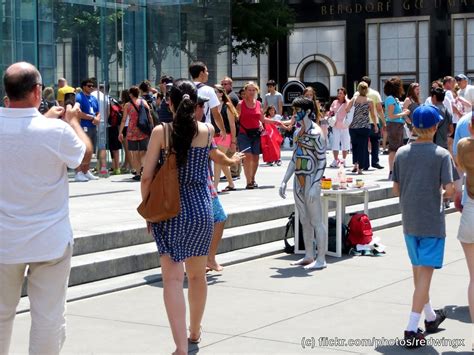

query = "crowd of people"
[1,59,473,354]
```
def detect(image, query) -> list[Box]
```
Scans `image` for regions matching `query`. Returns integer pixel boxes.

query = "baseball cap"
[412,105,443,129]
[455,74,468,81]
[197,95,209,105]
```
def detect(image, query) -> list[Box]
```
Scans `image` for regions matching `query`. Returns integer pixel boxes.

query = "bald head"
[3,62,42,101]
[58,78,67,88]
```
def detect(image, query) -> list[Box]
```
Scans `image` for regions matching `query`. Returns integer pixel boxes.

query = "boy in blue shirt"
[392,105,456,348]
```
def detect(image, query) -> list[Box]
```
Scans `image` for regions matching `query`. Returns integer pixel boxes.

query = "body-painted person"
[279,96,328,269]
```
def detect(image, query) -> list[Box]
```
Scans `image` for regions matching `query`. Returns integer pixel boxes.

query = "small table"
[294,184,378,258]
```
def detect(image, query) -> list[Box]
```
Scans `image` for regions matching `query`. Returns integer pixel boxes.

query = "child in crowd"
[392,105,457,348]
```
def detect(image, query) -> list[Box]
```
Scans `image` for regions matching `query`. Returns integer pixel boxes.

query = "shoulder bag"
[137,123,180,222]
[343,100,355,127]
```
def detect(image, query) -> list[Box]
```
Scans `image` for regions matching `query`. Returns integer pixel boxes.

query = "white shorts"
[331,127,351,151]
[458,195,474,244]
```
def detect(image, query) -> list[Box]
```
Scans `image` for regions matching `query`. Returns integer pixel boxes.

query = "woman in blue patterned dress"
[141,80,214,355]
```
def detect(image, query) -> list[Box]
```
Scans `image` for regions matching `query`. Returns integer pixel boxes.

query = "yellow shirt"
[366,88,382,123]
[57,85,75,102]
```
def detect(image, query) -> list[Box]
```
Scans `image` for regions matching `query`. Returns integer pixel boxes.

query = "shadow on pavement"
[374,345,439,354]
[444,305,471,324]
[143,273,227,289]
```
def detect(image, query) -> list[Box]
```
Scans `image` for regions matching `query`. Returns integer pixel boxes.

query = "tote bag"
[137,123,180,222]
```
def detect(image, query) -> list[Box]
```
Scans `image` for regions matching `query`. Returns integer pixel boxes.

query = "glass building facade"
[0,0,231,99]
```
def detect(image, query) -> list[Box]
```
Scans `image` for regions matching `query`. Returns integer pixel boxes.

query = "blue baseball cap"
[412,105,443,129]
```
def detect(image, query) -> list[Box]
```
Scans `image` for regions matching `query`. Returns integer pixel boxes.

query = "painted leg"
[304,187,327,270]
[291,203,315,266]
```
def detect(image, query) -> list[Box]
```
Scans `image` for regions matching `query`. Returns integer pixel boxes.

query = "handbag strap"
[163,123,170,160]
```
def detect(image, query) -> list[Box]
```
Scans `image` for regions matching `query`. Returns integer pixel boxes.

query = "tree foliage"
[231,0,295,62]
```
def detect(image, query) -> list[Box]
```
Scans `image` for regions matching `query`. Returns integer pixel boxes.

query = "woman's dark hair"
[264,105,277,117]
[407,83,420,104]
[169,79,198,167]
[120,89,130,104]
[129,86,140,98]
[139,80,151,93]
[383,76,404,98]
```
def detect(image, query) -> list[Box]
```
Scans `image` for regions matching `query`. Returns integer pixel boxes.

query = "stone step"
[72,186,394,256]
[20,186,403,296]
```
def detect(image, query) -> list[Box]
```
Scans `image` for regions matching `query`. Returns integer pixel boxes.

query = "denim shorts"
[404,235,445,269]
[237,132,261,155]
[212,197,227,223]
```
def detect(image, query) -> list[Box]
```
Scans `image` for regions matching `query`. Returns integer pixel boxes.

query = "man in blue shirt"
[74,78,100,181]
[453,111,474,210]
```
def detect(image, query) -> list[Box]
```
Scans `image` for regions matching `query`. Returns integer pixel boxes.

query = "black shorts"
[107,126,122,151]
[128,138,149,151]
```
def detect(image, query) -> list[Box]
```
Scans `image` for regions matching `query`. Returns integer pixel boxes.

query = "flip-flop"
[245,184,254,190]
[223,185,236,192]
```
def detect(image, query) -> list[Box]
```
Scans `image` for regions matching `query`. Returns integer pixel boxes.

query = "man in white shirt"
[0,62,92,354]
[443,76,462,118]
[189,61,226,139]
[456,74,474,108]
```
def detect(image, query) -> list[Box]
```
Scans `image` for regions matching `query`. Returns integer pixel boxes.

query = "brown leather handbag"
[137,123,180,222]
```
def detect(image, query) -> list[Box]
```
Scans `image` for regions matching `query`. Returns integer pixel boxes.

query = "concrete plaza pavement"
[9,212,472,354]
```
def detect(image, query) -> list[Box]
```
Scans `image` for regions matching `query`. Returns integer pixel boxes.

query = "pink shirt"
[330,99,348,129]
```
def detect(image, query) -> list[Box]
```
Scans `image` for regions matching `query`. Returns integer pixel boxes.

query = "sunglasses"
[86,84,94,88]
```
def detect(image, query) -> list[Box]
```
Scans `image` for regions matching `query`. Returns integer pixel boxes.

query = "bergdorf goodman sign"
[319,0,474,15]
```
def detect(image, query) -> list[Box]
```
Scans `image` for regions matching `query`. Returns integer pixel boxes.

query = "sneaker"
[99,168,109,178]
[382,150,389,155]
[132,175,141,181]
[404,328,426,348]
[372,163,384,169]
[84,170,99,180]
[276,160,282,166]
[424,309,447,333]
[444,201,451,209]
[329,160,339,168]
[112,169,121,175]
[74,171,89,182]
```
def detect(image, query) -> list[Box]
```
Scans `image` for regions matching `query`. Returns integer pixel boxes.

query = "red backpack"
[347,213,373,246]
[108,98,123,127]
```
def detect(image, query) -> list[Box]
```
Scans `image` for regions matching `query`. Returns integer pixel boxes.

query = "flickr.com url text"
[300,336,466,349]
